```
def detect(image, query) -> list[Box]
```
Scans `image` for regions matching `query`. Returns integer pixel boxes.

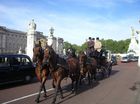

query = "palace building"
[0,20,64,58]
[0,26,45,54]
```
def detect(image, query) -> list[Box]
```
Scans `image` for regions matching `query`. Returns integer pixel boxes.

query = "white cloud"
[0,1,140,45]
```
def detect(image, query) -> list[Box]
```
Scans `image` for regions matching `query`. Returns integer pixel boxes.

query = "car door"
[10,56,22,81]
[20,56,34,79]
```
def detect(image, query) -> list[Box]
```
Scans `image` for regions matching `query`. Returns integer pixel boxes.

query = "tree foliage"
[63,39,131,54]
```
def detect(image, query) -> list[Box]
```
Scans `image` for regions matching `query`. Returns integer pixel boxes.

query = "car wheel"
[24,75,32,83]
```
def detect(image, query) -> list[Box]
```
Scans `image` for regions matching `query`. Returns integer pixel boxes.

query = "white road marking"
[2,88,54,104]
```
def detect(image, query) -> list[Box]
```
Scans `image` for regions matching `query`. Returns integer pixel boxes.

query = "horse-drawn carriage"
[78,49,112,82]
[32,41,112,103]
[96,49,112,78]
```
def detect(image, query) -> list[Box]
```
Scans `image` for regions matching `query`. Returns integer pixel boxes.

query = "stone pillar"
[26,19,36,59]
[138,35,140,67]
[57,37,64,55]
[47,35,53,46]
[136,20,140,67]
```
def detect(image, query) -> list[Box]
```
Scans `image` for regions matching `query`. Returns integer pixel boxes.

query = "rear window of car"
[0,57,10,67]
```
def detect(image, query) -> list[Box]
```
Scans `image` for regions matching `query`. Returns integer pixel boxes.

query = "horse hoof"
[51,101,55,104]
[61,96,64,99]
[52,85,55,88]
[71,89,74,94]
[43,94,47,98]
[35,99,39,103]
[52,98,56,104]
[74,91,78,95]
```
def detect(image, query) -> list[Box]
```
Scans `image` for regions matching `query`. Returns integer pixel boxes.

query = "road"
[0,62,140,104]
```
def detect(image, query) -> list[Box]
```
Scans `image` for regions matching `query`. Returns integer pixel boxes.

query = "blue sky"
[0,0,140,45]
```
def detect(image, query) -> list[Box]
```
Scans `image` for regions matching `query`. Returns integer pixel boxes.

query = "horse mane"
[79,51,87,64]
[45,45,58,70]
[33,42,44,62]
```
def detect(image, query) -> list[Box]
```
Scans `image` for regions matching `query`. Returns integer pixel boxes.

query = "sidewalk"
[133,66,140,104]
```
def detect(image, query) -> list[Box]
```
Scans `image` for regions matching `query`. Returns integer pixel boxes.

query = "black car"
[0,54,35,85]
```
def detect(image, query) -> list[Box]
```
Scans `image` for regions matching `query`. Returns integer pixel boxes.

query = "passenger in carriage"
[94,37,102,58]
[86,37,95,57]
[94,37,102,67]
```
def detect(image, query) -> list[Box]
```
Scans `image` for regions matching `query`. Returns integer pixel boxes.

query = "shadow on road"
[0,74,53,90]
[110,69,119,76]
[35,80,100,104]
[57,81,100,104]
[0,77,39,90]
[96,69,119,81]
[38,69,119,104]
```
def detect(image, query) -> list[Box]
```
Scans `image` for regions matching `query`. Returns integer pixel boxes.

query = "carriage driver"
[86,37,95,57]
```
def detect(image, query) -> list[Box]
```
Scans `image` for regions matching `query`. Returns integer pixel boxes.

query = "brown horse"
[66,54,80,94]
[32,42,50,103]
[79,52,97,85]
[43,45,68,104]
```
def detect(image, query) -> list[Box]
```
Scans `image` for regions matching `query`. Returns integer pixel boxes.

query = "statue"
[131,26,135,36]
[28,19,36,35]
[136,20,140,34]
[49,27,54,36]
[18,47,22,54]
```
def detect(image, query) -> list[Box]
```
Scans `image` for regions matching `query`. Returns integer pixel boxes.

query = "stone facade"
[0,26,26,54]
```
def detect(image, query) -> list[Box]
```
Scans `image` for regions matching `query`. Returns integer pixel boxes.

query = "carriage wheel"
[102,67,106,78]
[108,64,112,77]
[106,63,112,77]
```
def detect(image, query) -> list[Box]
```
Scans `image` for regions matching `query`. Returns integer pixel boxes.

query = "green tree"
[64,38,130,54]
[63,41,72,50]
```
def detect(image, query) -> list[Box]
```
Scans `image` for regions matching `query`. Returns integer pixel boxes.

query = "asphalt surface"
[0,62,140,104]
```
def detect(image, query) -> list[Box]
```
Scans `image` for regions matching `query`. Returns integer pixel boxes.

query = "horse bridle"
[33,46,44,63]
[79,55,87,75]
